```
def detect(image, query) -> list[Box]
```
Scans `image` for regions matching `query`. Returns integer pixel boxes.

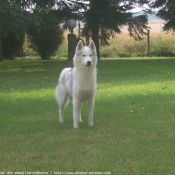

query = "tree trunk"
[0,31,2,62]
[91,24,100,60]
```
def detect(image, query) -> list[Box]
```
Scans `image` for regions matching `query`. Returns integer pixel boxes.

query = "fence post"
[147,29,150,56]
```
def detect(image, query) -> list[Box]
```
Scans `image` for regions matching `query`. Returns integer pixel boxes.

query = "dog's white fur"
[55,40,97,128]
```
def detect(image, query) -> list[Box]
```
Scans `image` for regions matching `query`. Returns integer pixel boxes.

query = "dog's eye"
[82,54,86,57]
[90,54,93,57]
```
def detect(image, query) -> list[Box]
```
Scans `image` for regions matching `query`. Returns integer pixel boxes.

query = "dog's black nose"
[87,61,91,66]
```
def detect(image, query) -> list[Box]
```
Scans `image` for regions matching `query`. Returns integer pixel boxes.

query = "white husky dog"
[55,40,97,128]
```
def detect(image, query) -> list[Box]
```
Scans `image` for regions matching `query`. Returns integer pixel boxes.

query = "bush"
[28,27,63,60]
[150,33,175,56]
[99,33,175,57]
[27,11,64,60]
[2,32,24,59]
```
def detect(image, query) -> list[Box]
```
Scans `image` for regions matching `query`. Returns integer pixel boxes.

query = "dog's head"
[73,40,97,68]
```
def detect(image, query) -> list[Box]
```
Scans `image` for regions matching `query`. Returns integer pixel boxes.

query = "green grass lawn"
[0,58,175,175]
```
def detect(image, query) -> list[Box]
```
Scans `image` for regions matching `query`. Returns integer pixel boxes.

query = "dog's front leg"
[59,108,64,123]
[88,98,95,126]
[73,100,81,128]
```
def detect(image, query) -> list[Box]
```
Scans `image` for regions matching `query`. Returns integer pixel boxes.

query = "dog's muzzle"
[86,61,91,66]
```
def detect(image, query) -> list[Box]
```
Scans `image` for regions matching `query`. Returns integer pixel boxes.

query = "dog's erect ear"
[89,40,96,52]
[76,40,84,52]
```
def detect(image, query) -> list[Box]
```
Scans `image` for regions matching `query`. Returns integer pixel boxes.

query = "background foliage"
[27,10,64,60]
[22,32,174,59]
[1,0,175,61]
[2,32,24,59]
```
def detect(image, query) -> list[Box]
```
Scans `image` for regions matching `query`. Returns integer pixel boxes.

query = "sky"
[130,4,149,13]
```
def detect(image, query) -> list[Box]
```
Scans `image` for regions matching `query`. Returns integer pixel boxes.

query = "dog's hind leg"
[59,96,70,123]
[79,114,82,123]
[59,108,64,123]
[56,84,70,123]
[78,104,83,123]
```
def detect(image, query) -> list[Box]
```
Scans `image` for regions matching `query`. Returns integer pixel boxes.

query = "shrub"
[99,33,175,57]
[150,33,175,56]
[28,26,63,60]
[2,32,24,59]
[27,11,64,60]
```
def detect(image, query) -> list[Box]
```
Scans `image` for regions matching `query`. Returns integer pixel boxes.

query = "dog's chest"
[73,70,96,99]
[74,72,96,88]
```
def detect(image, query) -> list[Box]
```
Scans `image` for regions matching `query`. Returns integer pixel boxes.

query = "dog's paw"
[89,122,94,126]
[59,118,64,123]
[74,123,79,129]
[79,117,83,123]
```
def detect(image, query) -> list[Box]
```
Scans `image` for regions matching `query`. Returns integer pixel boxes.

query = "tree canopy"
[150,0,175,32]
[0,1,30,61]
[0,0,70,61]
[27,10,64,60]
[82,0,149,59]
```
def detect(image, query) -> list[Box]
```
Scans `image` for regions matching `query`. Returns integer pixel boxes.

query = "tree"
[2,32,24,59]
[0,0,82,61]
[150,0,175,32]
[28,10,64,60]
[81,0,149,59]
[0,0,30,62]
